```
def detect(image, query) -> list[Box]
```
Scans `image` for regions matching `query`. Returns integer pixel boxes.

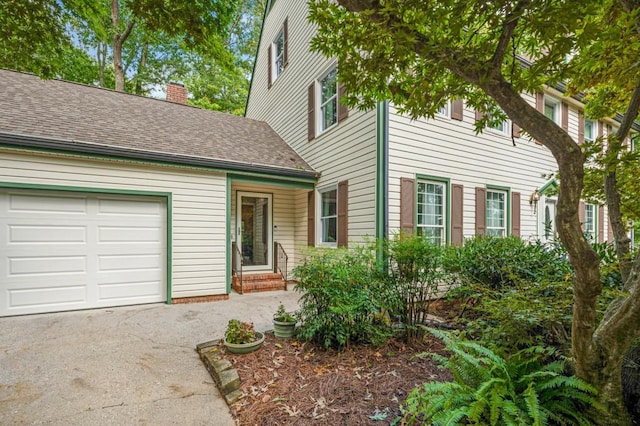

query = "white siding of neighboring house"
[230,182,308,278]
[0,148,227,298]
[246,0,378,246]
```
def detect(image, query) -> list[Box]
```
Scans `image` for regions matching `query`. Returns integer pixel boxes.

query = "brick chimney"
[166,82,187,105]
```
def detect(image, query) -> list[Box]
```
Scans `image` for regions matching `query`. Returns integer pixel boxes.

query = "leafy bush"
[293,246,390,349]
[445,236,624,354]
[225,319,257,344]
[403,329,600,426]
[444,236,571,291]
[382,234,447,341]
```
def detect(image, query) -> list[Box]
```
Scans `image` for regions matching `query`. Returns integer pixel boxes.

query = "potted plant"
[224,319,264,354]
[273,303,297,339]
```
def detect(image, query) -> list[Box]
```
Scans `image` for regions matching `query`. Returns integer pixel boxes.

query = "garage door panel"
[8,285,87,308]
[98,226,163,243]
[99,254,162,271]
[9,255,87,276]
[7,193,88,214]
[9,225,87,244]
[1,189,167,316]
[97,198,163,217]
[97,281,163,302]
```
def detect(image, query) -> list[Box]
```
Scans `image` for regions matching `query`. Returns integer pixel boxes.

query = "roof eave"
[0,132,318,181]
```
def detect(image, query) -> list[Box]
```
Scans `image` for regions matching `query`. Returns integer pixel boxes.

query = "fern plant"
[403,329,601,425]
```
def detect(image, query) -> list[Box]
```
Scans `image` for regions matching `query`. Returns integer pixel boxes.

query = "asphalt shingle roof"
[0,69,315,177]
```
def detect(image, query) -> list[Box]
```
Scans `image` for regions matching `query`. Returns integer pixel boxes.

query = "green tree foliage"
[0,0,67,77]
[309,1,640,422]
[403,330,601,426]
[0,0,263,114]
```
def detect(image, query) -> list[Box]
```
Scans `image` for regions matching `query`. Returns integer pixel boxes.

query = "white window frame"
[317,66,339,135]
[584,119,596,142]
[318,186,338,246]
[271,28,285,82]
[486,189,507,237]
[416,180,447,245]
[584,203,597,242]
[485,108,510,136]
[436,101,450,119]
[544,96,561,125]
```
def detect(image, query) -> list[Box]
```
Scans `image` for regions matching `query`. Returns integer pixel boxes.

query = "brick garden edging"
[196,340,244,405]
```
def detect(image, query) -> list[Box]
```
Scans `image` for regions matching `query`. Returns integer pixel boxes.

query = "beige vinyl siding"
[230,182,307,278]
[387,92,559,240]
[246,0,378,245]
[0,148,227,298]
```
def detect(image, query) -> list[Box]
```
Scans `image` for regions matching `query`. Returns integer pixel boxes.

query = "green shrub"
[445,236,624,355]
[293,246,390,349]
[445,236,571,291]
[382,234,447,341]
[403,329,600,426]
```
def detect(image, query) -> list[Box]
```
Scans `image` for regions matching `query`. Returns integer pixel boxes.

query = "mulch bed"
[224,333,451,425]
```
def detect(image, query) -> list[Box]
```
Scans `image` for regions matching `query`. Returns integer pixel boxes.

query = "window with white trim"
[319,67,338,133]
[436,101,450,118]
[584,119,595,141]
[584,203,596,241]
[319,187,337,244]
[486,189,507,237]
[417,180,447,245]
[544,97,560,124]
[272,29,285,81]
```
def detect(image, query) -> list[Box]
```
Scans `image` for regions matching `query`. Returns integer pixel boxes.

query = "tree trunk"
[475,77,632,424]
[111,0,134,92]
[134,42,148,95]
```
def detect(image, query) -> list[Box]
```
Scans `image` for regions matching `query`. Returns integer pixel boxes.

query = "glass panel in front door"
[241,196,269,267]
[544,200,557,240]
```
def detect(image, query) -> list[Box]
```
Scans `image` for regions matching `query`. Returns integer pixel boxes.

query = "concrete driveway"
[0,289,300,425]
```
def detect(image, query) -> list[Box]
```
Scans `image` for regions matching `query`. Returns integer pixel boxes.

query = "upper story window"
[436,101,450,118]
[417,180,447,245]
[584,119,595,141]
[486,189,507,237]
[544,97,560,124]
[268,18,288,88]
[319,67,338,132]
[273,30,285,78]
[584,203,596,241]
[487,112,510,136]
[308,65,348,141]
[320,187,337,245]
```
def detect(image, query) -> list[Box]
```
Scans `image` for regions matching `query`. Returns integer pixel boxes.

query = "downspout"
[376,101,389,263]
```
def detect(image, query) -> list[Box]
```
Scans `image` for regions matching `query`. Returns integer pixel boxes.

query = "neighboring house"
[0,69,317,316]
[246,0,635,252]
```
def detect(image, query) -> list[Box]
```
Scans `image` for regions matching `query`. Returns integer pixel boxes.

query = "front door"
[237,192,272,271]
[542,198,557,241]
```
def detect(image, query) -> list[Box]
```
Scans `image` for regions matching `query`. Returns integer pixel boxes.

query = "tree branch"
[490,0,530,71]
[605,80,640,284]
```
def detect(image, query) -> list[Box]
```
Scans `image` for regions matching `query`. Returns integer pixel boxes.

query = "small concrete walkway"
[0,288,300,425]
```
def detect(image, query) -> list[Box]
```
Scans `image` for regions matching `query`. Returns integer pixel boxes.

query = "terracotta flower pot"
[273,320,296,339]
[224,331,265,354]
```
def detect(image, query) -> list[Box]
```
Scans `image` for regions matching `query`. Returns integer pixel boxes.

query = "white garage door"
[0,189,167,316]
